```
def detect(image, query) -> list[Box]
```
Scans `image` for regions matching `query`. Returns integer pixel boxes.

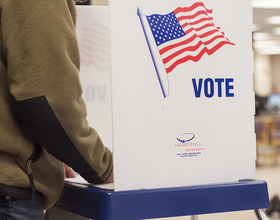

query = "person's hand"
[104,169,114,183]
[64,164,76,178]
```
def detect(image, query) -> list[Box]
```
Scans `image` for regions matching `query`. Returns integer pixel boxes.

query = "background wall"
[254,53,280,97]
[271,55,280,93]
[254,53,272,97]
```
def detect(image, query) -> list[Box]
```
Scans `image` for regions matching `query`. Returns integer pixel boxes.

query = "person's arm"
[2,0,112,183]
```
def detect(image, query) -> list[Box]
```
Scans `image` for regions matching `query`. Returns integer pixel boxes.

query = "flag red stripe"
[79,44,110,57]
[165,41,234,73]
[203,35,235,46]
[179,17,213,29]
[166,47,208,73]
[205,40,234,55]
[193,23,215,32]
[80,39,110,50]
[83,28,109,38]
[187,17,214,27]
[83,22,109,32]
[162,41,203,64]
[163,36,234,64]
[83,34,110,44]
[148,3,235,73]
[162,35,234,64]
[198,29,223,39]
[176,10,213,22]
[159,28,230,56]
[159,33,198,55]
[173,2,212,15]
[181,22,214,32]
[184,27,195,35]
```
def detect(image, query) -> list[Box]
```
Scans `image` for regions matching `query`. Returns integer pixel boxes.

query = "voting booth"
[78,0,256,191]
[50,1,270,219]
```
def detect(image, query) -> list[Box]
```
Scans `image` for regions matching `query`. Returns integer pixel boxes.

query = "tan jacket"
[0,0,112,209]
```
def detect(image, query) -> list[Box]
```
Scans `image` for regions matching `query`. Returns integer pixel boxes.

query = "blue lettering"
[192,78,234,98]
[226,78,234,97]
[215,78,224,97]
[204,78,214,98]
[192,78,203,98]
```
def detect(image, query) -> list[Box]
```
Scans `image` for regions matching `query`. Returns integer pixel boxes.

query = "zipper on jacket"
[26,143,43,199]
[26,159,36,199]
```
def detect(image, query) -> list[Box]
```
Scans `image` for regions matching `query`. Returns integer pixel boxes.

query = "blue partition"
[55,180,270,220]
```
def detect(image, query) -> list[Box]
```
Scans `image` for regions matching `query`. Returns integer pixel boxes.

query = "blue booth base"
[55,180,270,220]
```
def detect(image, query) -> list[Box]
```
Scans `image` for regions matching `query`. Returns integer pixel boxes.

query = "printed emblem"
[138,2,235,98]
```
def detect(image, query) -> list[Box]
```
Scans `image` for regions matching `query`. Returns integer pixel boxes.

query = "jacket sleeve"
[2,0,112,183]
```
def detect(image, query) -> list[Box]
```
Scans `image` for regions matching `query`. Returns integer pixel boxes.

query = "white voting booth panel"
[76,0,255,192]
[76,6,113,151]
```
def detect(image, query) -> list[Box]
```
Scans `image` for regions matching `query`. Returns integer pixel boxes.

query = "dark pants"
[0,196,44,220]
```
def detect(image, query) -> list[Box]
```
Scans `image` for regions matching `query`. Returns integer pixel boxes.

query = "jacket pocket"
[26,143,43,199]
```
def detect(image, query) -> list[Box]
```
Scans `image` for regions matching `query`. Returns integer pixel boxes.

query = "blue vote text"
[192,78,234,98]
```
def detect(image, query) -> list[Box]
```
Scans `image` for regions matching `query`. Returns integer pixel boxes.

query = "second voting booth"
[52,0,270,219]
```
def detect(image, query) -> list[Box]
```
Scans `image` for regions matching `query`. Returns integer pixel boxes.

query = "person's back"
[0,0,113,219]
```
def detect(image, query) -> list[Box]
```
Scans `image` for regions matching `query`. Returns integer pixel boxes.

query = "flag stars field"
[147,12,186,46]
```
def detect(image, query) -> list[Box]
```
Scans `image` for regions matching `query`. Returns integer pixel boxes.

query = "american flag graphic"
[78,22,111,72]
[138,2,235,97]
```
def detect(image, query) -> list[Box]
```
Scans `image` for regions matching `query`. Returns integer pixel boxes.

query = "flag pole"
[137,7,170,98]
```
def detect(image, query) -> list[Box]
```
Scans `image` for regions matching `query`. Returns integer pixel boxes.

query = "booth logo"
[177,133,195,143]
[175,133,202,147]
[138,2,235,98]
[175,133,204,158]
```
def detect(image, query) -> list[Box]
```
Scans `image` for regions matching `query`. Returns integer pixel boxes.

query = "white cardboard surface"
[76,2,256,192]
[109,0,256,191]
[76,6,113,151]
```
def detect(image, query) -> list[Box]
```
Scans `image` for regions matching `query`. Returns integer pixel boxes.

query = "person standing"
[0,0,113,219]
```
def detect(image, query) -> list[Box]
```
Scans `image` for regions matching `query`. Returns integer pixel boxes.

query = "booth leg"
[254,209,270,220]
